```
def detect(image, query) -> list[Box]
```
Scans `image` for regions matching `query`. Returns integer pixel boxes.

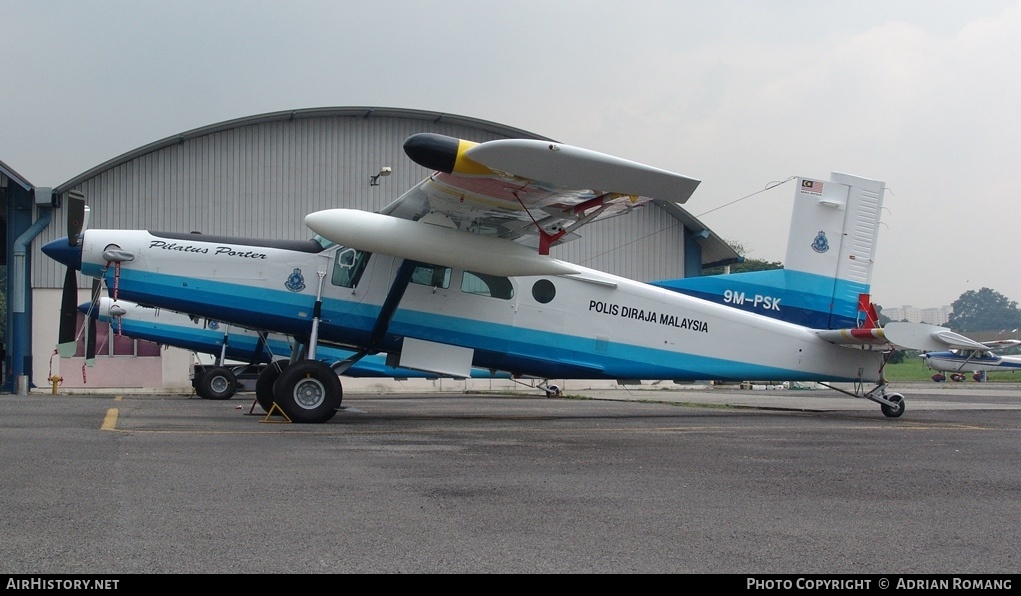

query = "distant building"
[882,305,952,326]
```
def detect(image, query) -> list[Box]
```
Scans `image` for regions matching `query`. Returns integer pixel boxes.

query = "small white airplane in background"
[921,340,1021,382]
[44,132,990,423]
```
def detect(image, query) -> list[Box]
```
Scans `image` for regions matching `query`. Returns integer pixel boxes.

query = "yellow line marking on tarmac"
[101,408,119,431]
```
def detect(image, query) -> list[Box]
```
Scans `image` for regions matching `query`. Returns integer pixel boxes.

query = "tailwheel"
[196,366,237,400]
[273,360,343,423]
[880,392,905,418]
[255,361,288,413]
[539,382,562,398]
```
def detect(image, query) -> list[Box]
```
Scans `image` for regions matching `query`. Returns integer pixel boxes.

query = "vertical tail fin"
[651,172,886,329]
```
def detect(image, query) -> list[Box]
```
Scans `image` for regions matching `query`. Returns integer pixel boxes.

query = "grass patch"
[885,354,1021,382]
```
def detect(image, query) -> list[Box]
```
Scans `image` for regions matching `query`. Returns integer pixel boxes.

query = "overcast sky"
[2,1,1018,309]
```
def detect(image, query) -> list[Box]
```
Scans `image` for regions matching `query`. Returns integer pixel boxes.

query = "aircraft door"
[514,278,567,347]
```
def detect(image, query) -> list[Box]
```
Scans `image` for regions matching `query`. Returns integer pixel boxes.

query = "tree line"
[876,287,1021,334]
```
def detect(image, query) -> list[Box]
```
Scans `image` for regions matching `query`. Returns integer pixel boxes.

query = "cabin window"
[411,264,451,289]
[331,247,371,288]
[531,279,556,304]
[462,271,514,300]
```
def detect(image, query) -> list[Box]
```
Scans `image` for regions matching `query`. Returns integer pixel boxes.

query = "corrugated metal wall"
[34,108,687,288]
[551,205,686,280]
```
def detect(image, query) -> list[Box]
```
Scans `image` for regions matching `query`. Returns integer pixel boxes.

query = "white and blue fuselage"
[72,228,884,383]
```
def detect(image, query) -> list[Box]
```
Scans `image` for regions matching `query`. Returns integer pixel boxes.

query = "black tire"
[255,361,288,413]
[272,360,342,423]
[197,366,237,400]
[880,393,905,418]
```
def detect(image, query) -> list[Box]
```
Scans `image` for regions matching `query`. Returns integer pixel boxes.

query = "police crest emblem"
[285,268,306,292]
[811,231,829,253]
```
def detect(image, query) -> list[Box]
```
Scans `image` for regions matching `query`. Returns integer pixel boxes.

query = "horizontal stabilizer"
[816,322,990,352]
[883,322,990,352]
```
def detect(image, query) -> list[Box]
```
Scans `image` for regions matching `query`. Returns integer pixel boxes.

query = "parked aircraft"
[921,340,1021,381]
[43,132,990,423]
[77,297,509,404]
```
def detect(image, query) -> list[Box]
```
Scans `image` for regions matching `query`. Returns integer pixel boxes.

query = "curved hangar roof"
[55,107,551,193]
[37,106,737,288]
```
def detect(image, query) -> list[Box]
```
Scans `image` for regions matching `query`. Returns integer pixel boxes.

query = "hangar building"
[2,107,738,391]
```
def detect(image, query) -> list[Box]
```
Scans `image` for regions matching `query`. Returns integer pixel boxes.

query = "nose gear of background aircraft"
[193,366,238,400]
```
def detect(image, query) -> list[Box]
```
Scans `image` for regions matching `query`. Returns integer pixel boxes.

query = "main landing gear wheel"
[255,361,288,413]
[272,360,343,423]
[196,366,237,400]
[880,393,905,418]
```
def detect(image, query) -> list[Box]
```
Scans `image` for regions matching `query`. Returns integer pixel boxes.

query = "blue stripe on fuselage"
[651,269,868,329]
[107,268,866,382]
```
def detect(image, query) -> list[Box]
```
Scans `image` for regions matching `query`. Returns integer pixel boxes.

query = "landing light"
[370,166,392,187]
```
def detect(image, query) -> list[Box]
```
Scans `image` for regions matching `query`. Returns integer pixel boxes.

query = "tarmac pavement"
[2,380,1019,574]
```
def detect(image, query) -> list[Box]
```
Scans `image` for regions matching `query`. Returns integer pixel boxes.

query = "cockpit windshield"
[312,234,337,251]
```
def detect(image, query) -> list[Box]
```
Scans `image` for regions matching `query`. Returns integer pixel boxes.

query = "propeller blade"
[91,278,102,310]
[66,190,86,247]
[57,268,79,357]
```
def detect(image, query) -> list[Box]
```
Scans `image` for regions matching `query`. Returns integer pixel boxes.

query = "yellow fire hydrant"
[48,375,63,395]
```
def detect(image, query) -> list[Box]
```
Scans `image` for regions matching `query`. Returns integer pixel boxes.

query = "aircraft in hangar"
[921,340,1021,382]
[43,132,990,423]
[77,296,509,404]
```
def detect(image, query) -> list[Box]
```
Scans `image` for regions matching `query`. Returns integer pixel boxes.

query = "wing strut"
[955,350,980,372]
[249,331,270,366]
[369,259,419,348]
[512,191,617,255]
[330,258,419,374]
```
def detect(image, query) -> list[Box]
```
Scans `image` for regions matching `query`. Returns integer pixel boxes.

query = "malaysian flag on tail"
[800,179,824,194]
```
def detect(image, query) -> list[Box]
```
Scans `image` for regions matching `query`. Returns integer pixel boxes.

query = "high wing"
[815,322,992,352]
[306,134,700,276]
[976,339,1021,350]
